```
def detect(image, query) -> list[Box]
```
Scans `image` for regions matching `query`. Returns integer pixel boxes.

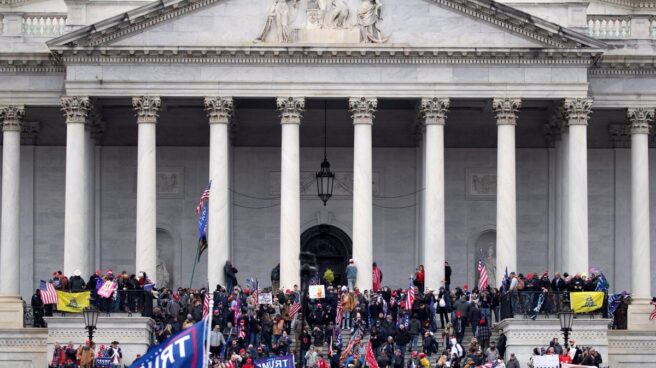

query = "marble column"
[0,106,24,297]
[277,97,305,289]
[628,108,654,299]
[627,107,656,330]
[560,124,570,273]
[204,97,234,289]
[563,98,593,274]
[61,97,91,278]
[133,96,161,282]
[349,97,377,291]
[493,98,521,284]
[419,97,450,290]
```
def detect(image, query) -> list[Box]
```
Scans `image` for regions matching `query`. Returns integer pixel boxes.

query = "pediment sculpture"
[255,0,387,44]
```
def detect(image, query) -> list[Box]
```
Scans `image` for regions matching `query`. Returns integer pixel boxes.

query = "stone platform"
[608,330,656,368]
[496,317,611,368]
[0,328,48,368]
[45,314,154,365]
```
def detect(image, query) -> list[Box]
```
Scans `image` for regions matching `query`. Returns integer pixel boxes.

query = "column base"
[0,296,24,329]
[627,298,656,331]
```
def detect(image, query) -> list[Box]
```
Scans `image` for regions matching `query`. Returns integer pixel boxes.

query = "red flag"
[336,302,344,327]
[202,293,211,318]
[289,302,301,318]
[365,341,379,368]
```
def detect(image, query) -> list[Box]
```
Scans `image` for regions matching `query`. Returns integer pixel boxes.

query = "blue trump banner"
[130,319,207,368]
[254,355,295,368]
[95,357,111,368]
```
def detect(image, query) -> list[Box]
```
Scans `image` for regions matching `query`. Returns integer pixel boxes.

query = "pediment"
[48,0,605,51]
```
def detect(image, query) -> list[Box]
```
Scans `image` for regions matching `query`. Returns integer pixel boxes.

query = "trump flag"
[130,319,207,368]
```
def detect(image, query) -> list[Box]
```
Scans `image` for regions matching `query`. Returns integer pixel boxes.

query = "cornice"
[589,55,656,76]
[55,47,600,66]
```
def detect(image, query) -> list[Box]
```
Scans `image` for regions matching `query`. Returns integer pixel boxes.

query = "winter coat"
[505,357,520,368]
[69,275,86,291]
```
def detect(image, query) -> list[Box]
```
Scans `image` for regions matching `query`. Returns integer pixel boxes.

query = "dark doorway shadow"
[301,225,352,286]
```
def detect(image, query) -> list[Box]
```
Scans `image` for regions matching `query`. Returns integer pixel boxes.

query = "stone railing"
[22,13,67,36]
[0,0,26,4]
[588,15,632,38]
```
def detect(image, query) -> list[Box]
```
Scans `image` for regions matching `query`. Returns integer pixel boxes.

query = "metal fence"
[499,291,607,320]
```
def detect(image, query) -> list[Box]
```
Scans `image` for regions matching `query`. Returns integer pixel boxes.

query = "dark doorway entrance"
[301,225,352,286]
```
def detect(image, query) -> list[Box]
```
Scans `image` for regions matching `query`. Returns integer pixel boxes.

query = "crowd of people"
[40,260,610,368]
[50,340,123,368]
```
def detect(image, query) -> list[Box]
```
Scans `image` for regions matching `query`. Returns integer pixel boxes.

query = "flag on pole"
[202,293,211,318]
[196,181,211,262]
[335,302,343,328]
[365,341,379,368]
[650,298,656,321]
[478,250,489,290]
[39,280,58,304]
[406,278,414,311]
[130,319,207,368]
[289,302,301,318]
[339,330,362,363]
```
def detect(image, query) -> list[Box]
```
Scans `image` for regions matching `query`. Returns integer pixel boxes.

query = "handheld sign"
[254,355,295,368]
[308,285,325,299]
[258,293,273,305]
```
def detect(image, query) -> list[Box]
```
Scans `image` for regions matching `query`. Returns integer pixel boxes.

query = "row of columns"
[0,99,652,298]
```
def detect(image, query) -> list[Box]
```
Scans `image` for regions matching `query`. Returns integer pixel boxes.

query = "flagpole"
[190,241,201,288]
[204,296,214,368]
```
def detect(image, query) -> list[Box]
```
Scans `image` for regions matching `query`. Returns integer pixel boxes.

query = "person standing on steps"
[346,259,357,292]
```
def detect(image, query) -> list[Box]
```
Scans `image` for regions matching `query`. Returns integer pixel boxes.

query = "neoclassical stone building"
[1,0,656,328]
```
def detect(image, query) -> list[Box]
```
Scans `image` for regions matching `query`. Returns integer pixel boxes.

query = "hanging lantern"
[316,101,335,206]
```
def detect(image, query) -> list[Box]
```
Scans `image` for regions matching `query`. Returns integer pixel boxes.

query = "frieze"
[49,328,150,340]
[0,338,48,348]
[466,168,496,201]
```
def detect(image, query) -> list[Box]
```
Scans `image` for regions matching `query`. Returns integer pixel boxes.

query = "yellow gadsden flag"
[570,291,605,314]
[56,290,91,313]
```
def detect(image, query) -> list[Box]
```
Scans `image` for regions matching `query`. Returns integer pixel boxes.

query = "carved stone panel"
[465,168,496,201]
[156,167,185,198]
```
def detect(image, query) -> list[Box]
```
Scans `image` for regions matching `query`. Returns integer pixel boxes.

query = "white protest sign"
[258,292,273,305]
[532,355,559,368]
[308,285,325,299]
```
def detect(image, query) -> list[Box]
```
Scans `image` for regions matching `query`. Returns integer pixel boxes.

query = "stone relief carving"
[155,167,184,198]
[255,0,300,43]
[255,0,386,43]
[466,168,496,200]
[357,0,387,43]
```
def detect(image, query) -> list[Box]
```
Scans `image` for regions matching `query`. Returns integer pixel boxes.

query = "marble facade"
[0,0,655,335]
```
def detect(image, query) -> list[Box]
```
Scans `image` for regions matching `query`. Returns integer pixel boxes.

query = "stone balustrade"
[588,15,632,38]
[588,15,656,39]
[21,14,67,37]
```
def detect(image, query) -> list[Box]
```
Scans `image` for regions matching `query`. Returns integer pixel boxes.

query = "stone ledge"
[0,328,48,368]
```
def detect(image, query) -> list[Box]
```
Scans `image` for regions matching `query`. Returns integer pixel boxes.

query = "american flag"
[478,251,489,290]
[365,340,379,368]
[202,293,211,318]
[406,278,414,311]
[339,330,362,363]
[335,302,343,328]
[195,181,211,215]
[650,300,656,321]
[289,301,301,318]
[39,280,57,304]
[238,324,246,339]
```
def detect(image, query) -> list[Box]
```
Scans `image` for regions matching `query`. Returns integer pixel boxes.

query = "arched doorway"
[301,225,352,286]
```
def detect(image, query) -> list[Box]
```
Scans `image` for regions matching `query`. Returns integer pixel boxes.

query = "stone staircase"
[293,325,500,362]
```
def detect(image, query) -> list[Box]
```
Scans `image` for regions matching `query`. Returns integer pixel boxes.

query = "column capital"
[563,98,593,126]
[349,97,377,124]
[0,105,25,132]
[419,97,450,125]
[276,97,305,125]
[61,96,91,124]
[204,97,234,124]
[627,108,654,135]
[132,96,161,124]
[492,98,521,125]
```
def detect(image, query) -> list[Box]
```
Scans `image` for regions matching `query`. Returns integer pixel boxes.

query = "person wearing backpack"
[449,337,465,364]
[436,288,450,329]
